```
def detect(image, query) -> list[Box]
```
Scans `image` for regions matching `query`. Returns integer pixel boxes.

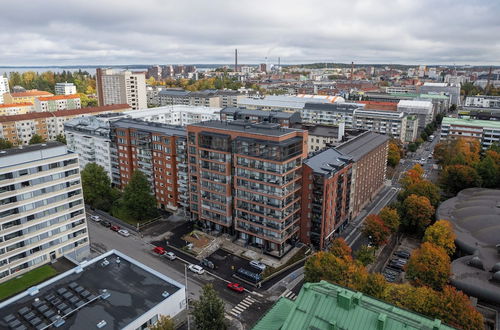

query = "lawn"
[0,265,58,301]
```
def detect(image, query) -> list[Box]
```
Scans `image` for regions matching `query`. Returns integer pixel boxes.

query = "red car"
[110,225,120,232]
[153,246,166,255]
[227,282,245,293]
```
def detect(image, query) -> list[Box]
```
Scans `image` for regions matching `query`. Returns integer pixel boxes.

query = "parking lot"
[380,236,421,283]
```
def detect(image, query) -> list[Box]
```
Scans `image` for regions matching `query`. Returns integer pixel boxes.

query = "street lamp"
[185,264,190,330]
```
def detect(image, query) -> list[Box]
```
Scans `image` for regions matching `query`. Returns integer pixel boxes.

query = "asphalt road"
[86,216,270,328]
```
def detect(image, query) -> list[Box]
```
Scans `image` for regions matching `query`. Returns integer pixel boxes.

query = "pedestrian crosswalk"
[284,290,297,300]
[229,296,257,317]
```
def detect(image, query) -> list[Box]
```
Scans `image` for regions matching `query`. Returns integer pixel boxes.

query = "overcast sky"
[0,0,499,66]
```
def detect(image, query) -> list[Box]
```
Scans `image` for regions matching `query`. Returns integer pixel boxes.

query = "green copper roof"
[442,116,500,129]
[252,281,455,330]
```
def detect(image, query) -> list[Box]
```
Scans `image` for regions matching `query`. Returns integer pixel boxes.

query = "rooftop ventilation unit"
[97,320,107,328]
[100,289,110,300]
[162,291,170,298]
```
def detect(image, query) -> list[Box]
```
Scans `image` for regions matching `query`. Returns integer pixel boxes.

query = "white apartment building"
[64,115,118,178]
[55,82,77,95]
[419,82,460,106]
[0,103,34,116]
[96,69,147,110]
[385,86,417,94]
[0,76,9,104]
[34,95,81,112]
[353,109,409,142]
[465,95,500,109]
[0,142,89,283]
[397,100,434,131]
[122,105,221,126]
[441,117,500,149]
[301,102,362,127]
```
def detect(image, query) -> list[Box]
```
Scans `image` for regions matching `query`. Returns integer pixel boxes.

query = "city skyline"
[0,0,499,66]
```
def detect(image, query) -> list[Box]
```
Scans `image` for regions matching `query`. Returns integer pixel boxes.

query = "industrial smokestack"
[235,49,238,72]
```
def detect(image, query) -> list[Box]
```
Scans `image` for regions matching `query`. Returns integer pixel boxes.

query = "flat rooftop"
[221,107,296,119]
[304,148,352,176]
[112,118,187,137]
[0,142,65,159]
[0,250,183,330]
[189,120,303,137]
[442,116,500,129]
[336,131,389,161]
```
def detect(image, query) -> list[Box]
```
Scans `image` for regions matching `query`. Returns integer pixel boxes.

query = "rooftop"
[302,102,363,112]
[0,250,183,330]
[124,105,221,116]
[0,142,69,169]
[0,102,33,108]
[221,107,297,119]
[252,281,454,330]
[304,148,352,176]
[189,120,303,137]
[336,131,389,161]
[112,118,186,137]
[37,95,80,101]
[437,188,500,306]
[0,104,130,123]
[442,116,500,129]
[397,100,433,108]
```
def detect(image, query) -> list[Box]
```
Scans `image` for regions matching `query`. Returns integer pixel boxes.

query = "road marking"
[251,291,264,297]
[233,306,245,313]
[284,291,297,300]
[229,311,240,317]
[230,296,257,316]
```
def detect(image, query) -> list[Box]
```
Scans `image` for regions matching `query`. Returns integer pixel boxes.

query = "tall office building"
[0,142,89,283]
[96,68,147,110]
[0,76,9,104]
[187,121,308,257]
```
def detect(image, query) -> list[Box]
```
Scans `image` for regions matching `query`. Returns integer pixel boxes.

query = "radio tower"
[235,49,238,72]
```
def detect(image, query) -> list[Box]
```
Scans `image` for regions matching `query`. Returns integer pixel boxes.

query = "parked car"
[164,252,176,260]
[118,229,130,237]
[90,215,100,222]
[153,246,166,255]
[200,258,215,270]
[227,282,245,293]
[100,220,111,228]
[394,250,411,259]
[188,264,205,275]
[110,225,120,232]
[249,260,266,272]
[236,268,262,283]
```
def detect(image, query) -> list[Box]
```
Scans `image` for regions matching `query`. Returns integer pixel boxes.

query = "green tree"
[79,93,98,107]
[122,170,158,221]
[440,164,482,195]
[0,138,13,149]
[476,155,499,188]
[401,194,434,235]
[362,215,391,247]
[28,134,45,145]
[378,207,400,233]
[423,220,456,256]
[55,134,67,144]
[355,245,376,266]
[191,284,227,330]
[405,242,451,291]
[408,142,417,152]
[149,315,175,330]
[81,163,113,211]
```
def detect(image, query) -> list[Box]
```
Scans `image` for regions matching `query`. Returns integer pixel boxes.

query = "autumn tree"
[328,238,351,258]
[378,207,400,233]
[401,194,434,235]
[362,273,387,300]
[304,250,367,291]
[191,284,227,330]
[440,164,482,195]
[423,220,456,256]
[405,242,451,291]
[400,180,441,207]
[387,141,401,167]
[400,164,424,189]
[435,285,484,330]
[362,215,391,247]
[149,315,175,330]
[355,245,376,266]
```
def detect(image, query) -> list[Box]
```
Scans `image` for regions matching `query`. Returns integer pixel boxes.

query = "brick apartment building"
[111,119,188,211]
[301,149,353,250]
[336,131,389,218]
[187,120,308,257]
[299,131,388,250]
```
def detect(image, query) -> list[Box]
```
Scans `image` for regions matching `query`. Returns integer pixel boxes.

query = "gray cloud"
[0,0,499,65]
